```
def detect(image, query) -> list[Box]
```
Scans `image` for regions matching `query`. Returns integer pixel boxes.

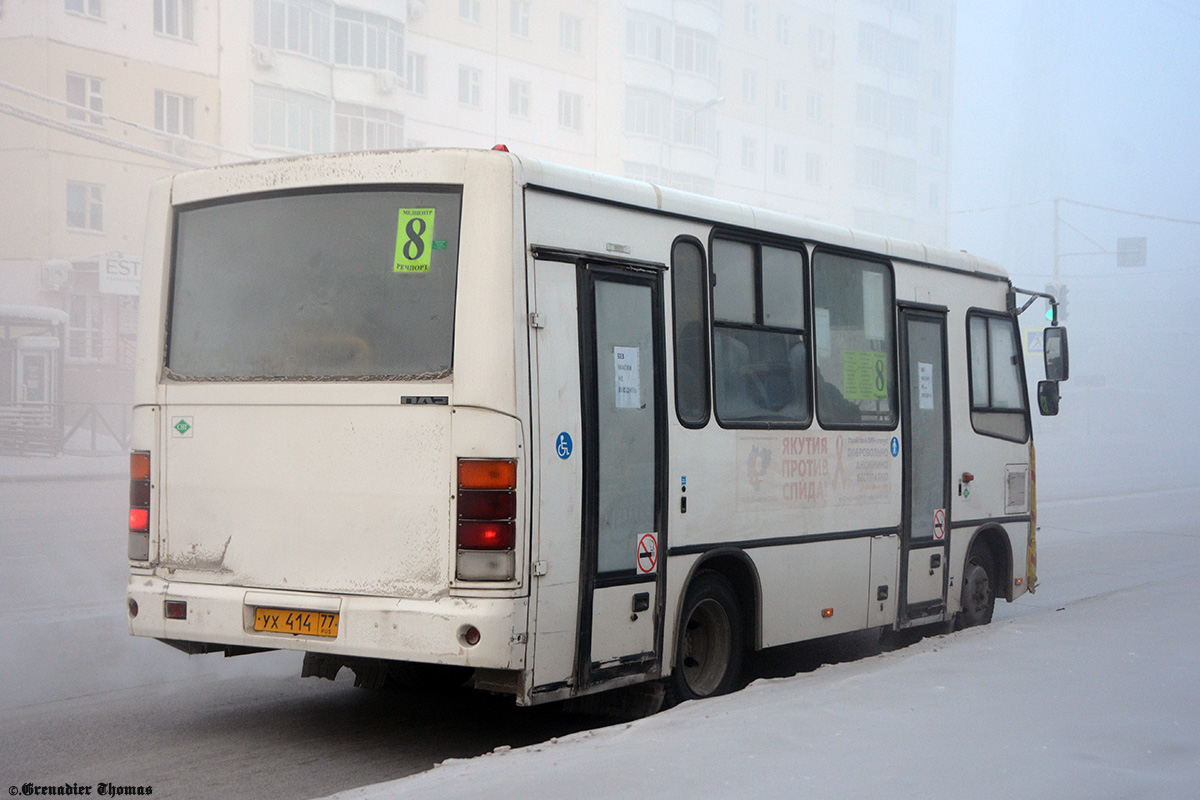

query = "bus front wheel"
[669,571,743,703]
[958,548,996,628]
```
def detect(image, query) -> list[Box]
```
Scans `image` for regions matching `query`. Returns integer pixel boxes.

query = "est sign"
[100,254,141,296]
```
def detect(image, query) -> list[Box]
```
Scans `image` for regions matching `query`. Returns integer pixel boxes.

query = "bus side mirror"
[1044,327,1069,382]
[1037,380,1060,416]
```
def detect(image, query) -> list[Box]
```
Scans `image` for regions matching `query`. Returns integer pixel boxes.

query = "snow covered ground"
[326,488,1200,800]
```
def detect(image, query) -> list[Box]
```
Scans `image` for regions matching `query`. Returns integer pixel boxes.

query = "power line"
[0,100,207,168]
[1058,198,1200,227]
[951,195,1200,227]
[0,78,254,163]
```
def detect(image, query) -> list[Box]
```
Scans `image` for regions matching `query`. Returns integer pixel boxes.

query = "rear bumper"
[126,575,526,669]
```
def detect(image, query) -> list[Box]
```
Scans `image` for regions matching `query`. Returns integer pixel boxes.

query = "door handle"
[929,553,941,575]
[632,592,650,613]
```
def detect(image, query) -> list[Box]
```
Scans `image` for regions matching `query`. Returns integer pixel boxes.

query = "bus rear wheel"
[958,548,996,628]
[668,571,743,703]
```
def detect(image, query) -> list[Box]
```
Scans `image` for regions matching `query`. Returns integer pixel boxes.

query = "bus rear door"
[529,254,666,697]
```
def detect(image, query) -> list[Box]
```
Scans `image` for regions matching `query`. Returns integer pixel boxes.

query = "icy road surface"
[327,487,1200,800]
[2,467,1197,799]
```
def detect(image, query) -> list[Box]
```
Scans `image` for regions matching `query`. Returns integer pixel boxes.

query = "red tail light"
[129,451,151,559]
[457,521,515,550]
[456,459,517,580]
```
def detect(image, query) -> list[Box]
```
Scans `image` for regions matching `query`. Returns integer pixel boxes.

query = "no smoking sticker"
[637,532,658,575]
[933,508,946,540]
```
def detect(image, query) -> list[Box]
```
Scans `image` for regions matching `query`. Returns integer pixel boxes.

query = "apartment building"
[0,0,954,450]
[0,0,223,425]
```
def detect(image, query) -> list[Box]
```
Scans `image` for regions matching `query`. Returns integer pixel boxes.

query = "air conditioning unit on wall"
[375,70,397,94]
[252,45,275,70]
[40,260,70,292]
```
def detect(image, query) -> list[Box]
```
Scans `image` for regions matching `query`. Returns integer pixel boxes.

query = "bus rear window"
[167,187,462,380]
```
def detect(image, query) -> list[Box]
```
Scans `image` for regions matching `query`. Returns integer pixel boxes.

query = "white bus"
[126,148,1068,706]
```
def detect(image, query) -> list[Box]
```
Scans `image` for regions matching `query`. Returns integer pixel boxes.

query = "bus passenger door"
[897,305,951,626]
[575,264,665,690]
[529,257,666,695]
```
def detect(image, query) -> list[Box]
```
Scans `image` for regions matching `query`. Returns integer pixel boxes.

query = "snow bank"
[325,494,1200,800]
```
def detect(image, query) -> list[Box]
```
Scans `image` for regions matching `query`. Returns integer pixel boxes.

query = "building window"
[806,89,823,122]
[334,102,403,151]
[858,22,918,76]
[741,71,757,104]
[740,137,756,170]
[743,2,757,37]
[406,52,426,95]
[776,14,788,45]
[66,181,103,232]
[334,7,403,74]
[931,125,943,156]
[154,0,194,41]
[560,12,582,52]
[855,146,916,196]
[625,88,668,138]
[253,0,332,61]
[510,1,529,37]
[558,90,582,130]
[252,84,331,152]
[774,80,787,112]
[66,73,103,126]
[509,79,530,118]
[154,90,195,137]
[65,0,101,19]
[458,66,481,107]
[68,294,104,361]
[929,183,940,211]
[674,27,716,79]
[772,144,787,176]
[625,12,669,64]
[459,0,480,24]
[806,152,823,184]
[671,100,715,151]
[855,85,916,137]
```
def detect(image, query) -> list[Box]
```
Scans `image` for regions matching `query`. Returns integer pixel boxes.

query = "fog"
[950,0,1200,499]
[1,0,1197,724]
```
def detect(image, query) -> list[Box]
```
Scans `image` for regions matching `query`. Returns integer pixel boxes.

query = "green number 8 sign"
[394,208,435,273]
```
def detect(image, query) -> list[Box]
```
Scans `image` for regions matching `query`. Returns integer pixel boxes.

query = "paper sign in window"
[613,346,640,409]
[919,361,935,410]
[842,350,889,401]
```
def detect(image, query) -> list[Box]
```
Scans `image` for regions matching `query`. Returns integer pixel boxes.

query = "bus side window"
[966,311,1029,442]
[711,238,809,426]
[671,237,711,428]
[812,252,896,428]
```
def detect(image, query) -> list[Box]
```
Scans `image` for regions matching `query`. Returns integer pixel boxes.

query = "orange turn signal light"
[131,452,150,480]
[458,459,517,490]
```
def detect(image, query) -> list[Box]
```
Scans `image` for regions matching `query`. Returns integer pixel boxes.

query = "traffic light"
[1043,283,1068,323]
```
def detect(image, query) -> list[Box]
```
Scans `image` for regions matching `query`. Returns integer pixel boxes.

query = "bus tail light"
[129,451,151,561]
[456,459,516,581]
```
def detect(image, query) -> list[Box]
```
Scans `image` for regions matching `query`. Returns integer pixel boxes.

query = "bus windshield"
[167,187,462,380]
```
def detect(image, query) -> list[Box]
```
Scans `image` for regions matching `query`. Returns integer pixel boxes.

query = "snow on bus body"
[126,147,1036,707]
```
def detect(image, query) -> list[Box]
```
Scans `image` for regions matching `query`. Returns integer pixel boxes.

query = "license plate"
[254,607,339,638]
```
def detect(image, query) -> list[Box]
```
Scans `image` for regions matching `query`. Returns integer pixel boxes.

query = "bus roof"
[169,148,1008,281]
[512,152,1008,280]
